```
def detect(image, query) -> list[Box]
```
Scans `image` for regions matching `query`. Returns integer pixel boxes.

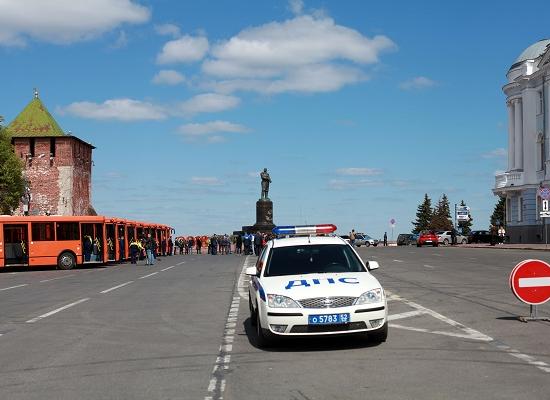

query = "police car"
[247,224,388,347]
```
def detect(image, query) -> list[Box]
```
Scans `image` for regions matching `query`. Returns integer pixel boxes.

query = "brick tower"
[6,90,95,216]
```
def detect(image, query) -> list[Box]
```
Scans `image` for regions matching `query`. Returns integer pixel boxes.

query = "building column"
[507,100,515,170]
[514,98,523,169]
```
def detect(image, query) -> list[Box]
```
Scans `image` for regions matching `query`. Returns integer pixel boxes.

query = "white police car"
[247,224,388,347]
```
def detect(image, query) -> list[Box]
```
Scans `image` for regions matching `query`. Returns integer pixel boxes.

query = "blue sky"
[1,0,549,239]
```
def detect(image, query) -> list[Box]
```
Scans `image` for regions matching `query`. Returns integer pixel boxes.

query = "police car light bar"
[272,224,337,236]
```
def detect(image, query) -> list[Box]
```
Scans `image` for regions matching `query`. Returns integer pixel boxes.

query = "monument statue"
[260,168,271,200]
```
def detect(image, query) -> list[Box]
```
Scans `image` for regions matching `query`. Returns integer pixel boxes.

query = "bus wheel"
[58,252,76,270]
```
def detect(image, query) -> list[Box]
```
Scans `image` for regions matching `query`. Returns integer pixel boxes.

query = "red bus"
[0,216,173,269]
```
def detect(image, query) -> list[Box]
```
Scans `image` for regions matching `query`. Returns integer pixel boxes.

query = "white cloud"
[178,120,249,136]
[200,14,395,94]
[156,35,209,64]
[288,0,304,15]
[483,148,507,159]
[110,30,128,49]
[152,70,186,85]
[399,76,437,90]
[328,179,381,190]
[178,93,240,116]
[59,98,166,121]
[0,0,150,46]
[336,167,383,176]
[155,23,181,38]
[191,177,223,186]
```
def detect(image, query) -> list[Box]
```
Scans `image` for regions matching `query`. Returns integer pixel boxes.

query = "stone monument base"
[242,199,275,233]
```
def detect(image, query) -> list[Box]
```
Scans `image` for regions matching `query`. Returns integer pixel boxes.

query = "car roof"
[271,235,348,248]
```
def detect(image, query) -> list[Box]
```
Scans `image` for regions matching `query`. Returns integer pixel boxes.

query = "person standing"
[210,235,218,255]
[196,237,202,254]
[236,234,242,255]
[383,232,388,246]
[129,238,141,264]
[349,229,356,247]
[145,234,156,266]
[450,229,457,246]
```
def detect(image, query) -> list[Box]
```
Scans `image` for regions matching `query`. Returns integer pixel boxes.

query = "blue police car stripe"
[253,277,266,301]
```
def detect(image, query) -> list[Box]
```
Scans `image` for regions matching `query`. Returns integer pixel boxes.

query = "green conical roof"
[6,96,65,137]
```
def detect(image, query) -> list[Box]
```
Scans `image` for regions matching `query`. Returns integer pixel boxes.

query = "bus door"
[3,224,29,266]
[106,223,116,261]
[117,224,126,261]
[80,223,103,263]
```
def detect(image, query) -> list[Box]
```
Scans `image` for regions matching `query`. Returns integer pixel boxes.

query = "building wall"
[12,137,92,216]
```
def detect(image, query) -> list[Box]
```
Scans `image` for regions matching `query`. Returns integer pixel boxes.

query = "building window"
[538,133,545,171]
[537,196,542,221]
[506,198,511,222]
[538,91,544,115]
[517,197,523,222]
[29,138,35,157]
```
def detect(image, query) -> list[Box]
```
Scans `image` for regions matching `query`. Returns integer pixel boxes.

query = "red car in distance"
[417,231,439,247]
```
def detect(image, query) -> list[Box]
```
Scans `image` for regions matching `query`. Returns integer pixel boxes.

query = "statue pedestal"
[243,199,275,233]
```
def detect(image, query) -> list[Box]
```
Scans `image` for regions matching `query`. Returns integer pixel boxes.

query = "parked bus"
[0,216,172,270]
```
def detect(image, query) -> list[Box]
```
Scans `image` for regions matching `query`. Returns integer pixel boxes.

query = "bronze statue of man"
[260,168,271,200]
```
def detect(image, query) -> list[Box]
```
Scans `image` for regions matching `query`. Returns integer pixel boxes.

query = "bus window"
[56,223,79,241]
[32,222,55,241]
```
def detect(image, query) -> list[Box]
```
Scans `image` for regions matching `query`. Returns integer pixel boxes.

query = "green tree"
[457,199,473,235]
[429,194,453,231]
[490,197,506,228]
[0,120,25,214]
[412,194,433,233]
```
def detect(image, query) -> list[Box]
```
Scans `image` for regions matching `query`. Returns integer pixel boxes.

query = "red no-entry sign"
[510,259,550,305]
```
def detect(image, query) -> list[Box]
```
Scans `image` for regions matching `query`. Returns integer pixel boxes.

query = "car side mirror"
[245,266,258,276]
[367,261,380,271]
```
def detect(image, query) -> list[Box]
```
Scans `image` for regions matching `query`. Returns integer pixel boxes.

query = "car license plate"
[308,313,350,325]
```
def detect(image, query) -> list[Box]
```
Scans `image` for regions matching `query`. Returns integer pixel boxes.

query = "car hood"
[261,272,382,299]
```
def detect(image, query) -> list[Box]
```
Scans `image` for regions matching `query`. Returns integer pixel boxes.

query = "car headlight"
[355,288,383,305]
[267,294,300,308]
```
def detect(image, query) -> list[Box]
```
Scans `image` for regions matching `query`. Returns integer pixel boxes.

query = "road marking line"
[204,269,245,399]
[161,265,175,271]
[139,272,158,279]
[26,298,90,323]
[424,264,436,269]
[40,275,74,283]
[519,277,550,287]
[388,310,426,321]
[387,290,550,374]
[0,284,28,291]
[393,259,404,263]
[100,281,133,294]
[176,261,186,265]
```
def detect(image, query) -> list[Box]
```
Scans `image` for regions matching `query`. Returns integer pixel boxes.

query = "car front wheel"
[461,239,467,245]
[443,238,449,245]
[365,242,371,247]
[249,297,257,326]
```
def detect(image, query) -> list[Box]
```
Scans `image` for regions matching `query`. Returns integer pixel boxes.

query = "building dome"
[510,39,550,70]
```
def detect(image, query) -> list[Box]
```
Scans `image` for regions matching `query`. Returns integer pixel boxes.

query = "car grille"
[290,321,367,333]
[298,296,356,309]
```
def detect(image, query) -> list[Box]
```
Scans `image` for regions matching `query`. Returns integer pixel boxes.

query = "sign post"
[538,187,550,247]
[510,259,550,322]
[389,218,396,241]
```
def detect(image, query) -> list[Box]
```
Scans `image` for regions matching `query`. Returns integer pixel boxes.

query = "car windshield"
[364,234,373,240]
[264,244,366,277]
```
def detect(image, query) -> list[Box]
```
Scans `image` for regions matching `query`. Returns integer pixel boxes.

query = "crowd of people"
[174,232,274,256]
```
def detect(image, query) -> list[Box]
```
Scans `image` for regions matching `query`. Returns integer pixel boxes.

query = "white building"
[494,39,550,243]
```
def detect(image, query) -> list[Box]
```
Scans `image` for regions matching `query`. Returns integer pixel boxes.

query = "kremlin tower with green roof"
[7,90,95,216]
